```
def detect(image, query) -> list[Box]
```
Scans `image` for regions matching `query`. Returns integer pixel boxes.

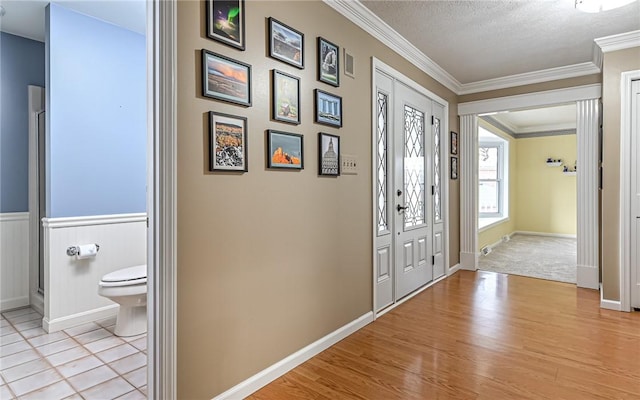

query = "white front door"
[393,82,433,299]
[631,79,640,309]
[373,67,446,313]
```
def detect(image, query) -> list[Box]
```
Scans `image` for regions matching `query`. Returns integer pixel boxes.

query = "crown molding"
[458,62,601,95]
[480,116,517,138]
[595,30,640,53]
[322,0,461,94]
[325,0,605,96]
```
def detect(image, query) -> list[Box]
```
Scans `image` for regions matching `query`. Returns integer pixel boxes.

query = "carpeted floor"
[478,234,577,283]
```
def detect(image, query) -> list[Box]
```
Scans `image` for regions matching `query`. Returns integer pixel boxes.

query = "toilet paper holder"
[66,244,100,256]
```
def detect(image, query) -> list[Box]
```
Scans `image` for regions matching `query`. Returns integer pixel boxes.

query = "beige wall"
[177,1,458,398]
[515,135,577,235]
[601,47,640,301]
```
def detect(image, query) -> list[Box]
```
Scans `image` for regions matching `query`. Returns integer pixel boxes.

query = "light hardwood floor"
[249,271,640,400]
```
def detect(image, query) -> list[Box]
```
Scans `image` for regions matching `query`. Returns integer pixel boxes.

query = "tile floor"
[0,307,147,399]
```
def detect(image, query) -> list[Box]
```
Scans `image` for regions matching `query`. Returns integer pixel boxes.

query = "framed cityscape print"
[318,132,340,176]
[202,50,251,106]
[272,70,300,125]
[315,89,342,127]
[267,130,304,169]
[209,112,248,172]
[206,0,245,50]
[268,17,304,69]
[318,37,339,87]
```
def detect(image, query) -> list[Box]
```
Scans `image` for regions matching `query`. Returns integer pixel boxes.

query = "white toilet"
[98,265,147,337]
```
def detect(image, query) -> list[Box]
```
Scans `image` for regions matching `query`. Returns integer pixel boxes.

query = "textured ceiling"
[361,0,640,84]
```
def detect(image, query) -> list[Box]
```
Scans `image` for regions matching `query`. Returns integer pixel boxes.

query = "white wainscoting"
[42,213,147,332]
[0,213,30,311]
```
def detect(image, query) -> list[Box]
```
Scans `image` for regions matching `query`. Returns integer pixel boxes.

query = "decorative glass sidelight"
[433,117,441,222]
[403,105,425,228]
[377,91,388,233]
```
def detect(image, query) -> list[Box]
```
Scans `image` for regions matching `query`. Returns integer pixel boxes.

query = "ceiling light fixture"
[575,0,637,12]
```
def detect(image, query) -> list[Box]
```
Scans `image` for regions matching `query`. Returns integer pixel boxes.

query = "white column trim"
[459,114,478,270]
[147,0,177,398]
[619,70,640,312]
[458,84,602,289]
[576,99,600,289]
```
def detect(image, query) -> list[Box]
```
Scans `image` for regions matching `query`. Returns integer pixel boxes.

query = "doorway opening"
[476,105,578,284]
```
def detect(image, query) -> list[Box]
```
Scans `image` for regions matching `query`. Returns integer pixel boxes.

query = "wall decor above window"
[268,17,304,69]
[206,0,245,50]
[318,37,339,87]
[202,50,251,106]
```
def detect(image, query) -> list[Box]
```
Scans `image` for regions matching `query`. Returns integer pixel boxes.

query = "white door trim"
[28,85,45,315]
[371,57,449,319]
[458,84,602,289]
[619,70,640,312]
[147,0,177,398]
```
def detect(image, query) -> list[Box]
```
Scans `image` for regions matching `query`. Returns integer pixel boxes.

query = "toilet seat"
[99,265,147,287]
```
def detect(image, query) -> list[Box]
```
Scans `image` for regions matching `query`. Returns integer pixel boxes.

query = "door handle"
[397,204,408,212]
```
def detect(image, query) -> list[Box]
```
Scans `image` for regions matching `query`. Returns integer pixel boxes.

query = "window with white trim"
[479,128,508,220]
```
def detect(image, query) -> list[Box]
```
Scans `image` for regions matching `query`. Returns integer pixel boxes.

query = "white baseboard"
[0,296,30,312]
[577,264,599,290]
[213,312,374,400]
[600,297,622,311]
[448,263,461,276]
[44,304,119,333]
[460,252,478,270]
[513,231,577,239]
[600,284,623,311]
[30,292,44,316]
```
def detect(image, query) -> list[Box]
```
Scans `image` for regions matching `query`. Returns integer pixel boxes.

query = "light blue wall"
[0,32,45,213]
[46,4,146,218]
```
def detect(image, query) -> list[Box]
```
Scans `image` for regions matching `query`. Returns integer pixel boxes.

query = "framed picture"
[268,18,304,69]
[451,156,458,180]
[206,0,245,50]
[202,50,251,106]
[318,37,339,87]
[272,70,300,125]
[209,112,248,172]
[267,130,304,169]
[318,132,340,176]
[315,89,342,128]
[451,131,458,155]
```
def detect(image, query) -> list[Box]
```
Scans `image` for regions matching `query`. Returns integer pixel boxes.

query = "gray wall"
[0,32,45,213]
